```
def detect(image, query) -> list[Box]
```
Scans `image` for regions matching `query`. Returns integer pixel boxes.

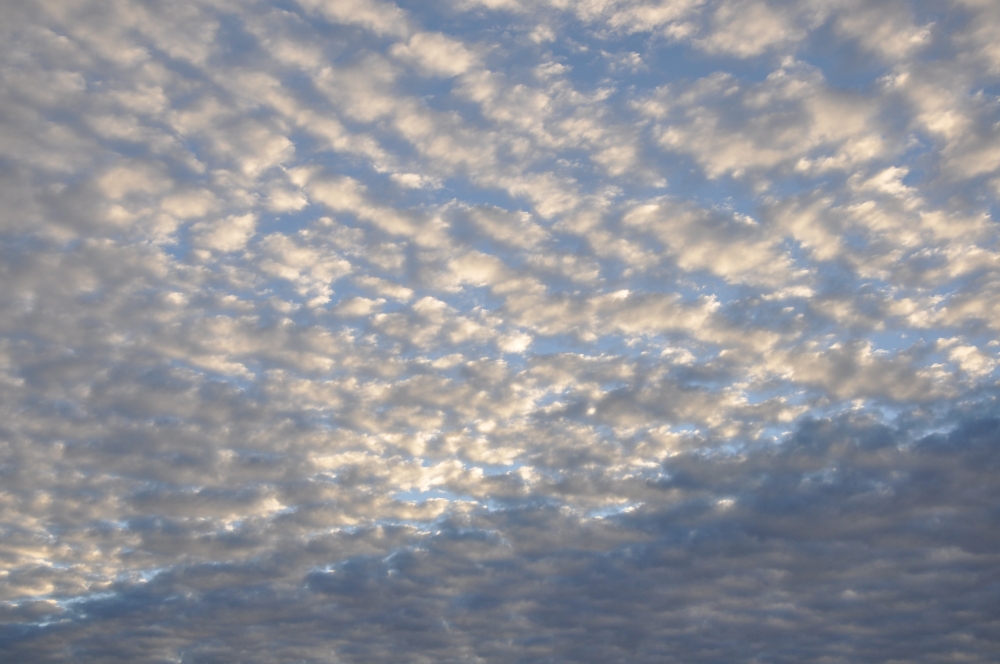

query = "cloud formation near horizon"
[2,0,1000,661]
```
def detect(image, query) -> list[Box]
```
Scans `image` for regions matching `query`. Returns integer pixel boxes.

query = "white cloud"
[296,0,410,37]
[696,0,803,57]
[643,61,886,180]
[622,199,799,286]
[2,0,1000,660]
[391,32,479,77]
[192,213,257,253]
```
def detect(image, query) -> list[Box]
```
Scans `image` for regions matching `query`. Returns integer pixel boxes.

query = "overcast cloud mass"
[2,0,1000,661]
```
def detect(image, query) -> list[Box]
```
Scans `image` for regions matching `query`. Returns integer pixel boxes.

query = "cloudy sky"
[2,0,1000,661]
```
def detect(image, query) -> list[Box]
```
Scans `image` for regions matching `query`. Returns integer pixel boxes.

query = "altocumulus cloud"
[1,0,1000,661]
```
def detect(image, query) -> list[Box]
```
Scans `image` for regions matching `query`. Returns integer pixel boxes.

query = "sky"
[2,0,1000,661]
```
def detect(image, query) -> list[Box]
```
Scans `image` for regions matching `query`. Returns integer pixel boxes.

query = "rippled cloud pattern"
[2,0,1000,661]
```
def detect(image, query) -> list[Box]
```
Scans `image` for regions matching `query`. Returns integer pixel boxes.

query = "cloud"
[3,414,999,662]
[639,61,887,180]
[696,0,804,57]
[622,198,799,286]
[2,0,1000,661]
[391,32,479,77]
[296,0,410,37]
[191,213,256,252]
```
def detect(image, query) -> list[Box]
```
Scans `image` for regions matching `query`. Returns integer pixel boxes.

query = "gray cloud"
[2,414,998,662]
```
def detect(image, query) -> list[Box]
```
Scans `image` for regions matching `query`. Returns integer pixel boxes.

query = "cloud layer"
[2,0,999,661]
